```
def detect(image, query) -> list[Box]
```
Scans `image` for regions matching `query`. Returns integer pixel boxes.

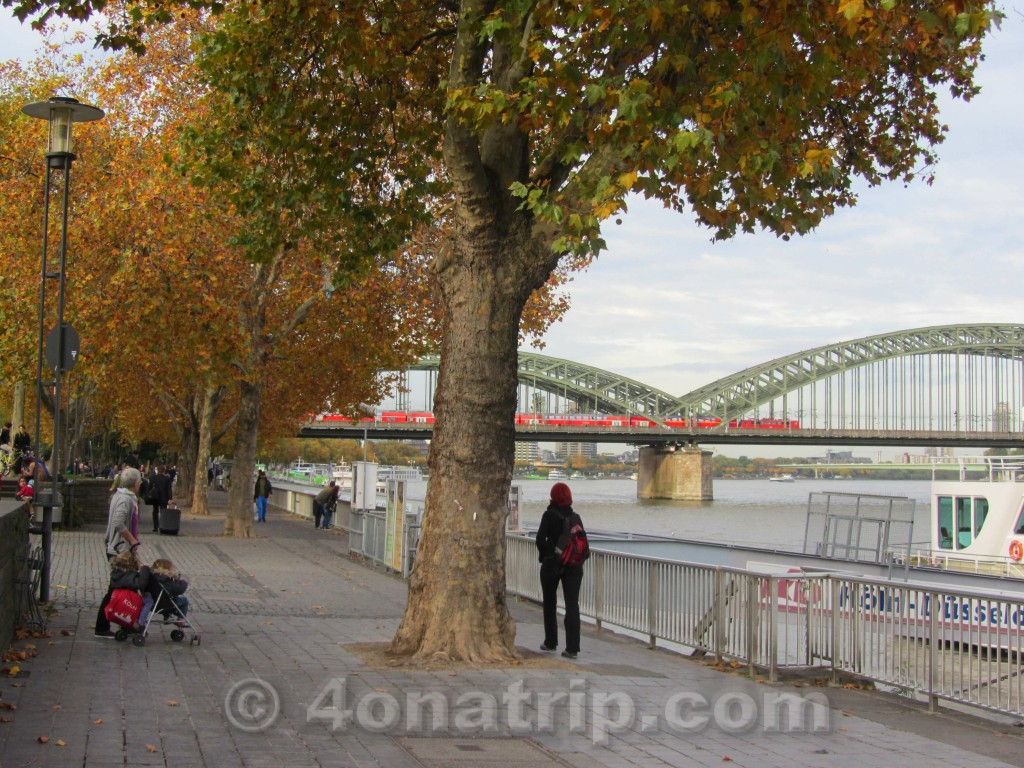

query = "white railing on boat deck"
[893,548,1024,579]
[506,533,1024,718]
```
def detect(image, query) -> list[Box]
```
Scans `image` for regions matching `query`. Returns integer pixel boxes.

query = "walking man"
[253,470,273,523]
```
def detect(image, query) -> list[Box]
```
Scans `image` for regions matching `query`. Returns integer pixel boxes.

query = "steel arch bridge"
[405,324,1024,434]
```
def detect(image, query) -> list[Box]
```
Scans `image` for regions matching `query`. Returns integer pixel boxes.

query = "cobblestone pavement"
[3,493,1024,768]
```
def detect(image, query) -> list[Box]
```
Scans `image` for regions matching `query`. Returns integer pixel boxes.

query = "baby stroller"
[137,582,201,646]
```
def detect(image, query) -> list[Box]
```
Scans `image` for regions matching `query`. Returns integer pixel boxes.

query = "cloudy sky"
[526,8,1024,399]
[4,7,1023,455]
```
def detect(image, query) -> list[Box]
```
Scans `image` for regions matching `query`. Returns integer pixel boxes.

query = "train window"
[937,496,953,550]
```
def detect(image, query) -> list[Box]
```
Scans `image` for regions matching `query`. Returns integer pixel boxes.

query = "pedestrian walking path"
[2,493,1024,768]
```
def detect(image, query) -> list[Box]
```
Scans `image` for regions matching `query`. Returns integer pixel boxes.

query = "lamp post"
[22,96,104,603]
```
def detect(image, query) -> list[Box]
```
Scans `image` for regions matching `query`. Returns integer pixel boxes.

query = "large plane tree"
[392,0,999,662]
[3,0,1000,660]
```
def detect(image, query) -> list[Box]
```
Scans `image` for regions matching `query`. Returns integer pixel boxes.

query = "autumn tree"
[393,0,999,662]
[0,20,253,492]
[0,16,441,518]
[2,0,1000,661]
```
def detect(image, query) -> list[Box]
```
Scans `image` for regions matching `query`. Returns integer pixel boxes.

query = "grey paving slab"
[2,492,1024,768]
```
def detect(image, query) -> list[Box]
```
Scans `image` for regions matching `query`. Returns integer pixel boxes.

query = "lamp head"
[22,96,104,163]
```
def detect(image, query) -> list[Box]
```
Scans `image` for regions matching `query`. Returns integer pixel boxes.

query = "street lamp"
[22,96,104,603]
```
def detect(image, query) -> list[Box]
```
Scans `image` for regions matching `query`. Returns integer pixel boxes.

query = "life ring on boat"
[1010,540,1023,562]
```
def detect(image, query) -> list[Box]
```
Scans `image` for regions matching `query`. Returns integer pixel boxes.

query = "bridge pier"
[637,445,714,500]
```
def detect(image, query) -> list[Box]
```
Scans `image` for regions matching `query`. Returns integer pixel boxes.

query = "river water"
[400,477,933,550]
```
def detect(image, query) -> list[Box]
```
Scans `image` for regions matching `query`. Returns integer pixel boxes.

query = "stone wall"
[64,479,117,525]
[0,478,114,527]
[0,500,30,651]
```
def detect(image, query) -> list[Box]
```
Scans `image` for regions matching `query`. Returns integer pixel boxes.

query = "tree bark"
[11,382,25,433]
[390,217,541,662]
[223,377,261,537]
[175,423,199,507]
[191,383,218,516]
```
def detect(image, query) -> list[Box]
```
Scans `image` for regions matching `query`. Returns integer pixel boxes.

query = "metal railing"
[506,534,1024,718]
[348,508,422,578]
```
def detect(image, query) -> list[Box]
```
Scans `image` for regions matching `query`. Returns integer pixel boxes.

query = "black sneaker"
[540,643,556,652]
[94,630,116,639]
[561,650,578,659]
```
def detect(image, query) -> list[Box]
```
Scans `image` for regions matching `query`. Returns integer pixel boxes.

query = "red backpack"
[556,513,590,568]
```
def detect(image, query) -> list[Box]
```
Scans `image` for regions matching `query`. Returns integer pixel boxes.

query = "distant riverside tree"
[2,0,999,660]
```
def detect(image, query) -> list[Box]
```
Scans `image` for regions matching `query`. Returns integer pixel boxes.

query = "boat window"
[1014,502,1024,535]
[973,497,989,536]
[937,496,953,550]
[956,497,974,549]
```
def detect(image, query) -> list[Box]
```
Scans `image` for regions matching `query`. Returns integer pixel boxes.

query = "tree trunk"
[223,377,261,538]
[191,383,217,516]
[176,424,199,509]
[11,382,25,432]
[390,221,539,662]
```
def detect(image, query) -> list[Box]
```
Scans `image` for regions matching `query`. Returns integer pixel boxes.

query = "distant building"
[825,450,854,463]
[515,442,540,463]
[556,442,596,459]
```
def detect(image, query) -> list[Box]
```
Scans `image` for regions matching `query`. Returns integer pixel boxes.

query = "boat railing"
[894,547,1024,579]
[506,532,1024,720]
[930,455,1024,482]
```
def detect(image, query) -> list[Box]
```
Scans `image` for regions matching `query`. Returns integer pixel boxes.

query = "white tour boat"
[913,456,1024,578]
[769,474,796,483]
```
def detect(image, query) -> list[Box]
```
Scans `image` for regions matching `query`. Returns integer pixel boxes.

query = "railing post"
[595,554,604,632]
[928,591,939,713]
[768,575,778,683]
[803,579,812,667]
[715,568,725,663]
[746,574,756,676]
[648,561,659,649]
[830,577,839,685]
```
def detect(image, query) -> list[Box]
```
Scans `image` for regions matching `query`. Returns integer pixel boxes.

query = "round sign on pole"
[45,324,80,372]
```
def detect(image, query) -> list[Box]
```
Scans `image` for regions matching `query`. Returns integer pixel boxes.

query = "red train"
[314,412,799,430]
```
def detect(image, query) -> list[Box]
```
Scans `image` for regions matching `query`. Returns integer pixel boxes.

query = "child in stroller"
[148,559,189,621]
[141,557,199,645]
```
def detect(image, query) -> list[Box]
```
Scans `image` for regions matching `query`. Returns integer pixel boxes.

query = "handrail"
[505,532,1024,718]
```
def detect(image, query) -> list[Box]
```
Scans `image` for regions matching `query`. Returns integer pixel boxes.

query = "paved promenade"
[2,493,1024,768]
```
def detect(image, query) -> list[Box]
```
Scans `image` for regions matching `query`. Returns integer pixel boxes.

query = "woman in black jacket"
[535,482,583,659]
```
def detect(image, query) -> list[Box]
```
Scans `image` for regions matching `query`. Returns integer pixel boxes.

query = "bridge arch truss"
[674,324,1024,433]
[400,325,1024,435]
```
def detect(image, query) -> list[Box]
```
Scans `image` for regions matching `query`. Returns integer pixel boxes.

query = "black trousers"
[94,553,117,633]
[313,501,323,528]
[151,503,164,532]
[540,559,584,653]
